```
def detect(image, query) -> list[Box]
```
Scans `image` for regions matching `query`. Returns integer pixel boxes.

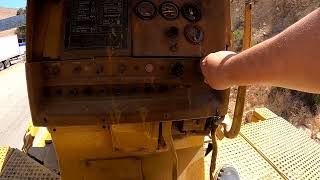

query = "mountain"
[0,7,18,20]
[0,7,18,37]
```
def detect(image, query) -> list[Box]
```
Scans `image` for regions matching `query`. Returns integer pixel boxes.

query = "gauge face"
[181,4,202,23]
[159,2,179,20]
[135,1,157,20]
[184,25,204,44]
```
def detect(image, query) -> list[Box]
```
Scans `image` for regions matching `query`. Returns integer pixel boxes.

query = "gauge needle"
[189,9,195,20]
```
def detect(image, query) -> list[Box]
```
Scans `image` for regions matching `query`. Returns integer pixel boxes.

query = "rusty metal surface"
[0,149,59,179]
[26,0,230,126]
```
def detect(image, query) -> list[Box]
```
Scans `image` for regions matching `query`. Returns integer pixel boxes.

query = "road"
[0,62,30,149]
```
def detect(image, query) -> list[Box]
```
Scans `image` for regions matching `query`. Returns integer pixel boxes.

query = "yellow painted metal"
[142,146,205,180]
[22,121,38,153]
[84,158,143,179]
[206,109,320,180]
[213,114,238,141]
[33,127,52,148]
[11,108,320,180]
[49,123,205,180]
[0,147,12,174]
[26,120,40,137]
[209,126,219,180]
[22,132,34,154]
[111,122,159,152]
[162,122,178,180]
[52,147,205,180]
[0,148,59,179]
[222,0,251,139]
[22,120,52,152]
[174,136,204,150]
[241,117,320,179]
[205,135,283,180]
[253,107,278,121]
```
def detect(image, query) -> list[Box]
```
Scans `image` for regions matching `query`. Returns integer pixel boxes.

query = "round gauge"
[159,2,179,20]
[184,25,204,44]
[135,1,157,20]
[181,4,202,23]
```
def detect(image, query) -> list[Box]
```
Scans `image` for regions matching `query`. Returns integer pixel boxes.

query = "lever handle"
[222,1,252,139]
[222,86,247,138]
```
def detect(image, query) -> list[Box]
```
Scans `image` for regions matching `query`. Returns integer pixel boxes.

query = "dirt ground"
[229,0,320,141]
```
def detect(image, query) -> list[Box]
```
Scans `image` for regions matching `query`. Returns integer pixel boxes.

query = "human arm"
[201,8,320,93]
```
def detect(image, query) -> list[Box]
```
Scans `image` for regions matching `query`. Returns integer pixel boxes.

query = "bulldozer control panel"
[26,0,230,128]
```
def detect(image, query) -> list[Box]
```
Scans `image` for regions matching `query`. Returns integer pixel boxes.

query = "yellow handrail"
[222,0,252,139]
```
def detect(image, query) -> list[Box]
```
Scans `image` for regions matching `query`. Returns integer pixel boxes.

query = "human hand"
[200,51,237,90]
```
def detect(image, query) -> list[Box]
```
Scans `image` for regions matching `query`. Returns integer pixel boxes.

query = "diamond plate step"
[0,148,60,180]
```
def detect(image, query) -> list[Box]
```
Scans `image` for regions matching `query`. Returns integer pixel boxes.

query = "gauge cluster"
[135,1,203,45]
[132,0,226,57]
[135,1,201,22]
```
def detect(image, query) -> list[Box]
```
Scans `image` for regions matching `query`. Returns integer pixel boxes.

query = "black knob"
[171,63,184,77]
[166,26,179,39]
[84,87,93,96]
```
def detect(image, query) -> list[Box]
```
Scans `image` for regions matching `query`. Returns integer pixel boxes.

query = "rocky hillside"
[0,7,17,20]
[228,0,320,141]
[231,0,319,50]
[0,7,18,37]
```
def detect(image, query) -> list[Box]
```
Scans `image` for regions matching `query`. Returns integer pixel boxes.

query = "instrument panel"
[26,0,230,127]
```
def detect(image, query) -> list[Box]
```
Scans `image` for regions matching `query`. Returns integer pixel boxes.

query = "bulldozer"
[0,0,319,179]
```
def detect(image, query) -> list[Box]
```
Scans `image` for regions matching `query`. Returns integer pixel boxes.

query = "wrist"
[219,54,237,88]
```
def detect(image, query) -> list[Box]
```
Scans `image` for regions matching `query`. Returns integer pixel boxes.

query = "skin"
[201,8,320,93]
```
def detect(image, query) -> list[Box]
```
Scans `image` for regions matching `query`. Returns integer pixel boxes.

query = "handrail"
[222,0,252,139]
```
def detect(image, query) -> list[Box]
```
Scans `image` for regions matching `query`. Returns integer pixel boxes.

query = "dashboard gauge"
[135,1,157,20]
[184,25,204,44]
[181,3,202,23]
[159,2,179,20]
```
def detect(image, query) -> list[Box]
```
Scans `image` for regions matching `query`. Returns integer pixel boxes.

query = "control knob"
[171,63,184,77]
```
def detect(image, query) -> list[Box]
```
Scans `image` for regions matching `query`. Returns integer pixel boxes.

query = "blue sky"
[0,0,26,8]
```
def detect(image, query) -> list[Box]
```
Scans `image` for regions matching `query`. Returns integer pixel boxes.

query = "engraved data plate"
[64,0,128,49]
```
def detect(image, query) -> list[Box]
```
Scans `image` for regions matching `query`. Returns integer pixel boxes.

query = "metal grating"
[241,117,320,179]
[0,147,12,173]
[0,149,60,180]
[205,136,283,180]
[254,108,278,120]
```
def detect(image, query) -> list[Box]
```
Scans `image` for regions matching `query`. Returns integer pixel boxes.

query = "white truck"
[0,35,26,71]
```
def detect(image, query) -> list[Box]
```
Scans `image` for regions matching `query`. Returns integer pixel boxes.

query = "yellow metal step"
[205,135,283,179]
[210,111,320,180]
[241,117,320,179]
[0,148,59,179]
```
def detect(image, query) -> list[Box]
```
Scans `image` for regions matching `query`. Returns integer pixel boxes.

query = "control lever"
[210,1,252,179]
[222,0,252,139]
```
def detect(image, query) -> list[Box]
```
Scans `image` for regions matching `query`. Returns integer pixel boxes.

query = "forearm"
[223,8,320,93]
